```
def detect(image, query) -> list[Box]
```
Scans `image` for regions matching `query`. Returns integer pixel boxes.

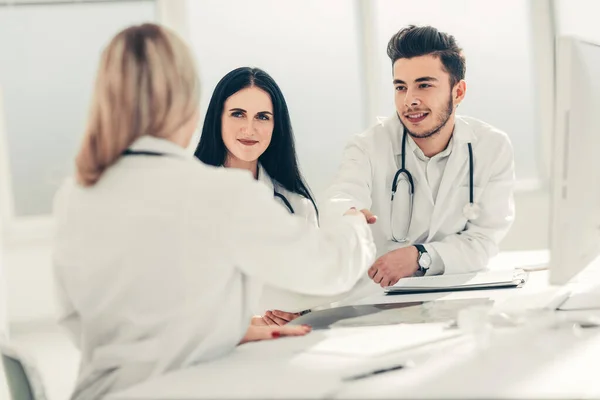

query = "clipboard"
[384,269,528,294]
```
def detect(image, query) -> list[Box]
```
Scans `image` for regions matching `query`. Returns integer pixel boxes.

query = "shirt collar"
[408,135,454,161]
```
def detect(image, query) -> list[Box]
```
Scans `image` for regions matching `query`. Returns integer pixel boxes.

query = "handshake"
[344,207,377,224]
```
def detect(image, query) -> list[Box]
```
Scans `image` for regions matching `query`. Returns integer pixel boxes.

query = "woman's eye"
[231,111,244,118]
[257,114,271,121]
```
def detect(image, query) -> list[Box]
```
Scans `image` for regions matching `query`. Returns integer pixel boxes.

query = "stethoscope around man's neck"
[389,129,480,243]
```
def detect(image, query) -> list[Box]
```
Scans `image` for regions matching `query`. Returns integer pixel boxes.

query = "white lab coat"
[325,114,515,283]
[53,136,375,400]
[254,166,350,313]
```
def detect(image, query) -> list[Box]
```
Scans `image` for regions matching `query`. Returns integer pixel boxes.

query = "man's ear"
[454,80,467,107]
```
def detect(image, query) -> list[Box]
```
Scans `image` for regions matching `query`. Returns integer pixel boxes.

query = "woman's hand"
[239,323,312,345]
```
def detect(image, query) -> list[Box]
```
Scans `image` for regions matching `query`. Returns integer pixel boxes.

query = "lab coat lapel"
[428,120,473,238]
[257,164,275,193]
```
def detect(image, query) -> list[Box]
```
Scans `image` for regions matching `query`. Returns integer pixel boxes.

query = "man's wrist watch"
[414,244,432,274]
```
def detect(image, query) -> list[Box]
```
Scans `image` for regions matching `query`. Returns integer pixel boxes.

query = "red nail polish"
[271,331,281,338]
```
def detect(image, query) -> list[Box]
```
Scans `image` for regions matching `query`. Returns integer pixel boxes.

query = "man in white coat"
[325,24,516,292]
[263,25,516,325]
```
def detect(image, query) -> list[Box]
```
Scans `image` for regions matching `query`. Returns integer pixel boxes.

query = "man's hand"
[263,310,301,326]
[344,207,377,224]
[368,246,420,287]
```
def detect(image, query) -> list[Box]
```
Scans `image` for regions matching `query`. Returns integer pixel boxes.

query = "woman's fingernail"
[271,331,281,338]
[302,324,311,328]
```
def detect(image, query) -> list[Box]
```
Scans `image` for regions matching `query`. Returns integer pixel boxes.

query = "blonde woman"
[53,23,375,399]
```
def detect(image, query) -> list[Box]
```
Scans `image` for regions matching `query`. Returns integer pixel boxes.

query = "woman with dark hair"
[195,67,318,227]
[195,67,335,325]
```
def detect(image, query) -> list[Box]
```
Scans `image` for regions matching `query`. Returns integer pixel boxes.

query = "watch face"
[419,253,432,269]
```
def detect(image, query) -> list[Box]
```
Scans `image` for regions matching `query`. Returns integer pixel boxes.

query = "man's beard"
[402,93,454,139]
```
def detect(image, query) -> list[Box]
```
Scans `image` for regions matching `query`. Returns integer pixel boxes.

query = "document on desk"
[384,268,528,294]
[306,323,460,357]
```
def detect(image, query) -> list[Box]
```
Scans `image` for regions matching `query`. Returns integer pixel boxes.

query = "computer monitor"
[550,35,600,285]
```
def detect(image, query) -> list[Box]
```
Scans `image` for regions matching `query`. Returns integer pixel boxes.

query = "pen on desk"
[343,363,408,381]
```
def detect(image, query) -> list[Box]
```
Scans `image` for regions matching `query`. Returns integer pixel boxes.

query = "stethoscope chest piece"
[463,202,481,221]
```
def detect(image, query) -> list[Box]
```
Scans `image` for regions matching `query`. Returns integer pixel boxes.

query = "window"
[0,0,156,218]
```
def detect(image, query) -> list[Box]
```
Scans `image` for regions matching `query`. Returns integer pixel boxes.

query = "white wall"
[502,189,549,250]
[4,243,55,324]
[556,0,600,42]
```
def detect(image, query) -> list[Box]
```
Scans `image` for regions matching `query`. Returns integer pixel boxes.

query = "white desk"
[109,252,600,400]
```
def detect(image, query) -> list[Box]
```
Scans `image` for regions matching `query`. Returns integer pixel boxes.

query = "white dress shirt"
[406,135,453,203]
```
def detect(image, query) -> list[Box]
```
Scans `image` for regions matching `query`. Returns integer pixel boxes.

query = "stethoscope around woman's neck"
[272,190,295,214]
[389,130,480,243]
[255,166,296,214]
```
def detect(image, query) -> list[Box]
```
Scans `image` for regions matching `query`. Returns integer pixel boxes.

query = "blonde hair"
[76,23,200,186]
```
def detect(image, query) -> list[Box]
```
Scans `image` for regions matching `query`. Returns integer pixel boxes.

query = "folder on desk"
[384,269,528,294]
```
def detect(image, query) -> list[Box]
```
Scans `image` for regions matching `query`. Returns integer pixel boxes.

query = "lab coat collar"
[257,163,277,192]
[427,118,476,237]
[128,135,191,158]
[453,116,478,144]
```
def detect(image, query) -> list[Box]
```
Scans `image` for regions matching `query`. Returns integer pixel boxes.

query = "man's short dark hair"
[387,25,466,87]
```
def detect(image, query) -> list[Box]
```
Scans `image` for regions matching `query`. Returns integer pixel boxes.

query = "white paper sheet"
[305,323,460,357]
